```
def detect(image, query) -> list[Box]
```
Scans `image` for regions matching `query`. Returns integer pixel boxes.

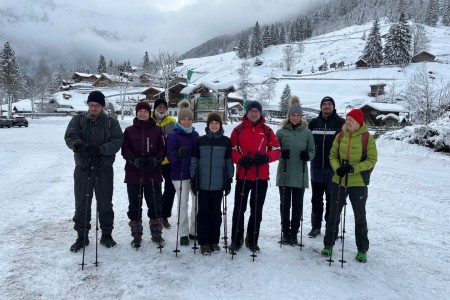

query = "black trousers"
[310,181,332,229]
[324,182,369,251]
[161,163,176,219]
[126,182,162,221]
[279,186,305,237]
[231,179,268,247]
[197,190,223,245]
[73,165,114,235]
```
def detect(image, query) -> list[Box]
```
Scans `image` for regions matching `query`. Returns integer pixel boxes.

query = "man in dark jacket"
[65,91,123,252]
[307,96,345,238]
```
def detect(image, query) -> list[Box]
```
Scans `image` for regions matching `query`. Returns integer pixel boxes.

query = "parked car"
[0,116,13,128]
[12,116,29,127]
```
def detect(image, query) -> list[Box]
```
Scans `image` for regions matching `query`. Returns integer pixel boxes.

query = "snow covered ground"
[0,117,449,299]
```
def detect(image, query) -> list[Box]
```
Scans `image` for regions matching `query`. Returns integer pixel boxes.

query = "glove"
[281,149,290,160]
[174,146,188,158]
[225,177,232,196]
[336,164,354,177]
[239,157,253,169]
[73,142,86,153]
[190,177,198,195]
[299,150,309,162]
[133,157,147,168]
[86,144,100,154]
[253,153,269,167]
[146,156,160,168]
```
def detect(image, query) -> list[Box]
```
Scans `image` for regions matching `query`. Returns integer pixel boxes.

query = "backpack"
[338,130,373,185]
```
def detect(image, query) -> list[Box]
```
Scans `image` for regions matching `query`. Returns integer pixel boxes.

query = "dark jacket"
[190,127,234,191]
[64,111,123,169]
[308,111,345,169]
[121,118,165,184]
[167,125,199,180]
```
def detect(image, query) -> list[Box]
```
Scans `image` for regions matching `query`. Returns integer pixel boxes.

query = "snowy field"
[0,116,449,299]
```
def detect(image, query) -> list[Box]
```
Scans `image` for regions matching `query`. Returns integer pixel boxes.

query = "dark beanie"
[320,96,335,108]
[246,101,263,114]
[136,101,151,115]
[207,112,222,127]
[153,98,168,111]
[87,91,105,107]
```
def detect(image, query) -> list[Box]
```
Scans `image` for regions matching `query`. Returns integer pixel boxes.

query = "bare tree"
[282,43,304,72]
[237,59,252,102]
[151,49,179,101]
[403,64,450,124]
[257,72,276,117]
[410,23,430,56]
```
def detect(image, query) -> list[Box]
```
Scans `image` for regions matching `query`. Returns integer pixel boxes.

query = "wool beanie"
[177,99,193,121]
[288,96,303,116]
[320,96,335,108]
[207,112,222,128]
[346,108,364,126]
[135,101,151,115]
[87,91,105,107]
[246,100,263,114]
[153,98,168,111]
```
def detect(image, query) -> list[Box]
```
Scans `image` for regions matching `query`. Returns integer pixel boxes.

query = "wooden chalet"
[359,103,406,126]
[93,74,129,87]
[369,84,387,96]
[71,72,98,83]
[411,51,435,63]
[141,87,164,101]
[153,81,187,106]
[355,59,368,68]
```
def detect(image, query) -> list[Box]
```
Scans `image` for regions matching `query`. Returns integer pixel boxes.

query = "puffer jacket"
[275,119,315,188]
[190,127,234,191]
[167,125,199,180]
[330,123,378,187]
[309,111,345,169]
[64,111,123,169]
[231,116,280,180]
[151,113,176,165]
[121,117,165,184]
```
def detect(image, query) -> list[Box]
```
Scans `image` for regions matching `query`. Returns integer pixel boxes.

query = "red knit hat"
[346,108,364,126]
[136,101,151,115]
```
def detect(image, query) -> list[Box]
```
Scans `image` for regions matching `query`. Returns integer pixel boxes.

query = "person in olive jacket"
[190,113,234,255]
[276,96,315,246]
[321,108,377,263]
[121,101,166,248]
[64,91,123,252]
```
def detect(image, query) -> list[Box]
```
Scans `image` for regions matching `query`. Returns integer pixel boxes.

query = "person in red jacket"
[121,101,166,249]
[229,101,280,253]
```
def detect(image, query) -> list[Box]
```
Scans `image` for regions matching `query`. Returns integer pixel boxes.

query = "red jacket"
[231,116,280,180]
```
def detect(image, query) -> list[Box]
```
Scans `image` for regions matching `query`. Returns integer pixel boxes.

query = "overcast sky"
[0,0,325,69]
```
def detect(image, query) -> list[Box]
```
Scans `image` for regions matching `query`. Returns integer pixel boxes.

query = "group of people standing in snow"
[64,90,377,263]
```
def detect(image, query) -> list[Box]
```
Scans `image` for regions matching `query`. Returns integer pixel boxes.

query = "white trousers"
[172,179,197,237]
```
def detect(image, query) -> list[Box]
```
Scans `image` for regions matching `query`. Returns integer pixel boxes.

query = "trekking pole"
[280,154,287,247]
[151,177,164,253]
[173,157,183,257]
[298,160,306,249]
[328,172,343,266]
[231,153,250,259]
[191,187,199,254]
[93,158,100,267]
[131,166,144,251]
[80,155,94,270]
[222,190,228,252]
[251,165,259,261]
[338,160,349,267]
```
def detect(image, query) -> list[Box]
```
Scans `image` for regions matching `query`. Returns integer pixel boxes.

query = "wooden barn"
[359,103,406,126]
[369,84,387,96]
[330,62,337,69]
[411,51,435,63]
[355,59,368,68]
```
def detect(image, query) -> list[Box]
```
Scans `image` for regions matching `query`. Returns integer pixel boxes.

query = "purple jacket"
[121,118,165,184]
[167,126,199,180]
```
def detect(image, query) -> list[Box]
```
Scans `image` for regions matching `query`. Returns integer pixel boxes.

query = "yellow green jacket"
[329,123,378,186]
[151,112,176,165]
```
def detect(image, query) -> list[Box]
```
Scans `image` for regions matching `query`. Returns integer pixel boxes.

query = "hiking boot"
[308,228,321,238]
[70,236,89,252]
[161,218,171,229]
[229,242,242,253]
[281,233,291,245]
[200,245,211,255]
[355,250,367,263]
[189,234,197,240]
[210,244,221,253]
[129,220,143,238]
[131,237,142,248]
[247,244,260,253]
[290,235,298,246]
[180,236,189,246]
[151,235,165,245]
[321,246,332,256]
[100,234,117,248]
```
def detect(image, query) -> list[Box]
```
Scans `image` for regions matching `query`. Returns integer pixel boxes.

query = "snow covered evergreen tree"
[0,41,23,117]
[107,60,114,73]
[237,32,249,59]
[270,25,278,45]
[142,51,150,73]
[425,0,439,26]
[97,54,107,74]
[384,12,411,67]
[34,58,52,112]
[279,84,291,115]
[362,18,383,67]
[51,70,62,93]
[443,0,450,26]
[279,26,286,44]
[249,21,263,57]
[262,25,272,48]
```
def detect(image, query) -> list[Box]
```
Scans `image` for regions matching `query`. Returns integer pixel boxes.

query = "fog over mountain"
[0,0,325,70]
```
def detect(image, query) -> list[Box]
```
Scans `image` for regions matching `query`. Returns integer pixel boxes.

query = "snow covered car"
[0,116,13,128]
[12,116,29,127]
